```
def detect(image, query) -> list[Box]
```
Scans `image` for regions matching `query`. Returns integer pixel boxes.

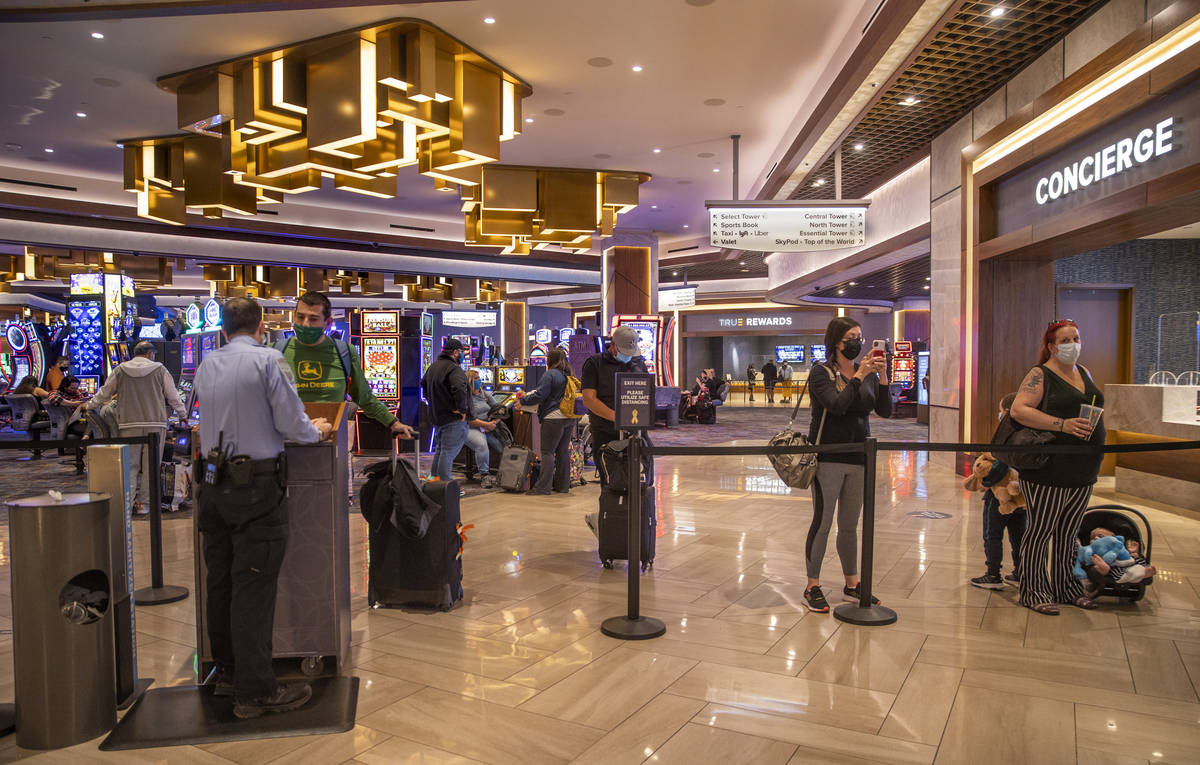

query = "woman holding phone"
[1010,319,1105,615]
[802,317,891,613]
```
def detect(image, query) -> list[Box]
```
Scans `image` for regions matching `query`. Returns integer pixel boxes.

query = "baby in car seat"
[1079,527,1156,593]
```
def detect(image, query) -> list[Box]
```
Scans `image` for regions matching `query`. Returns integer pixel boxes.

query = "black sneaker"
[1004,573,1020,585]
[842,585,881,605]
[803,586,830,613]
[207,666,234,698]
[233,682,313,720]
[971,573,1006,590]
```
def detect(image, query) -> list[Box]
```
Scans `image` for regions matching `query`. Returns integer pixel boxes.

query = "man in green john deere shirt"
[281,291,414,439]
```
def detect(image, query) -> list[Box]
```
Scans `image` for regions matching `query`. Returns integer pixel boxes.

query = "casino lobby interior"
[1,0,1200,763]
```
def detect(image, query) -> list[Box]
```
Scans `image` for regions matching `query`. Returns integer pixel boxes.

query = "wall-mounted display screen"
[776,345,805,363]
[420,312,434,338]
[810,344,827,363]
[468,366,494,384]
[917,351,930,406]
[181,334,198,371]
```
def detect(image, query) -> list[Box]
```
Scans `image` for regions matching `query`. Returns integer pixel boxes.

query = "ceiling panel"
[809,256,931,302]
[791,0,1107,201]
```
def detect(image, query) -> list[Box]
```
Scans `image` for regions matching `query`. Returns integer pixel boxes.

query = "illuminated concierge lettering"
[1034,117,1175,205]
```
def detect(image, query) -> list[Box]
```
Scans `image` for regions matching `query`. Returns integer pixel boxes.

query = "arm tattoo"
[1022,368,1043,393]
[1053,418,1063,431]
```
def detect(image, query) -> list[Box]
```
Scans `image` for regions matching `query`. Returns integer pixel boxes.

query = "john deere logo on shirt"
[297,360,323,381]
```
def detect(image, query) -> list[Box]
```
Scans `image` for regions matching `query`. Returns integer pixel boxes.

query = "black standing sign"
[615,373,654,431]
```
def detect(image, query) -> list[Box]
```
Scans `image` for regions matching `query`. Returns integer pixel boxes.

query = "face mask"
[615,351,633,364]
[841,338,862,360]
[293,324,325,344]
[473,380,482,391]
[1056,342,1081,366]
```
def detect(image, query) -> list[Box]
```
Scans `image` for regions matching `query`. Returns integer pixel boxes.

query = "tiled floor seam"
[875,634,932,736]
[931,663,967,761]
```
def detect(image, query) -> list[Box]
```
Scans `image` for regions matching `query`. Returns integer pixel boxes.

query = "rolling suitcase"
[498,445,535,492]
[598,484,656,570]
[363,437,465,611]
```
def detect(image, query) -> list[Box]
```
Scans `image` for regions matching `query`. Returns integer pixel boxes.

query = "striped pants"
[1017,481,1093,606]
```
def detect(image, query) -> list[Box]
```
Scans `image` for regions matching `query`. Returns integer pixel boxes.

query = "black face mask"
[841,338,862,360]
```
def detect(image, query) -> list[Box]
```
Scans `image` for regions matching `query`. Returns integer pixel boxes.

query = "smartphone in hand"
[870,340,887,358]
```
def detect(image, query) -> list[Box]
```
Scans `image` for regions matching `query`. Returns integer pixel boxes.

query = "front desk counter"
[193,401,353,678]
[1105,384,1200,513]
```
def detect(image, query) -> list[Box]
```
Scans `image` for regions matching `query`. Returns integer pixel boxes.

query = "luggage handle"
[392,429,420,476]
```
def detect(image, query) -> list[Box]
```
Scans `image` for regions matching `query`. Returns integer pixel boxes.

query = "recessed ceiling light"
[923,285,930,290]
[990,6,1005,17]
[740,268,749,272]
[672,270,678,275]
[115,142,123,148]
[91,31,104,39]
[524,117,534,123]
[650,205,657,209]
[814,178,826,186]
[739,260,746,265]
[849,281,857,286]
[75,111,87,118]
[712,167,720,173]
[44,147,54,153]
[838,289,845,295]
[587,57,613,68]
[652,148,661,153]
[900,96,920,106]
[683,224,689,228]
[483,16,497,24]
[631,65,643,72]
[853,143,864,151]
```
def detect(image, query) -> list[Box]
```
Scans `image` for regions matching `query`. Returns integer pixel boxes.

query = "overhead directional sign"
[705,199,869,252]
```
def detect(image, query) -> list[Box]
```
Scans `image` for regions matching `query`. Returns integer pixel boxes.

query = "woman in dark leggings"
[802,317,891,613]
[1011,319,1105,615]
[517,348,579,495]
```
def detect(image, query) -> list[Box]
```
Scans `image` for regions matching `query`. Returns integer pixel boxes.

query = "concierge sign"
[705,200,869,252]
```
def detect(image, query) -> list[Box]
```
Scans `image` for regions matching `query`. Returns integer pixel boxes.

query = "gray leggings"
[805,460,865,579]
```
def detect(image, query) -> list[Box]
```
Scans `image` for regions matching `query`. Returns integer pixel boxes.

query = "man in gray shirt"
[194,297,331,719]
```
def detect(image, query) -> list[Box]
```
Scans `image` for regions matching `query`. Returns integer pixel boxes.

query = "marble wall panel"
[1007,42,1064,116]
[972,87,1007,140]
[930,114,972,202]
[1065,0,1147,77]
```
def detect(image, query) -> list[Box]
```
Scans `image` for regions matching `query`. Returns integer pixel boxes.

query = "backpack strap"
[331,337,355,386]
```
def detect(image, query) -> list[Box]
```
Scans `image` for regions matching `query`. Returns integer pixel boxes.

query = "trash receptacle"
[6,492,116,750]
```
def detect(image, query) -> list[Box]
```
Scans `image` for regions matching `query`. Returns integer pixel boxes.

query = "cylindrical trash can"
[7,492,116,750]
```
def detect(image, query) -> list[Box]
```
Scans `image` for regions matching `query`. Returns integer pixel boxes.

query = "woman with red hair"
[1010,319,1106,615]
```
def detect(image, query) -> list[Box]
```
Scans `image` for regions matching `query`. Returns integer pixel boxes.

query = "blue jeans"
[431,419,470,482]
[464,428,501,474]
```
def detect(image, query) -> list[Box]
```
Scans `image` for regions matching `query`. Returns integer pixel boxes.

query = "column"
[601,231,658,330]
[500,300,526,365]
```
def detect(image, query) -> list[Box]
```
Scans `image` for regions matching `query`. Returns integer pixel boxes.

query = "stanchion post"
[133,432,189,606]
[601,432,666,640]
[834,437,897,626]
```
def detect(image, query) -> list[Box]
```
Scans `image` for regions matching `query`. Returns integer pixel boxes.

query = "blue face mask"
[615,352,633,364]
[473,380,482,391]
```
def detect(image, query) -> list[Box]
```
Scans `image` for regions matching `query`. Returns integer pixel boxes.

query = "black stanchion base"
[134,585,189,606]
[833,603,898,626]
[0,703,14,737]
[601,615,666,640]
[118,678,155,711]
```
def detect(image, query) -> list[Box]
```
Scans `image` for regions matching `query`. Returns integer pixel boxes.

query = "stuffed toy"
[1073,534,1131,579]
[962,453,1026,515]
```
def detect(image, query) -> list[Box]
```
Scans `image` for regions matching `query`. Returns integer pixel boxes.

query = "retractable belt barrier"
[614,437,1200,629]
[0,433,189,606]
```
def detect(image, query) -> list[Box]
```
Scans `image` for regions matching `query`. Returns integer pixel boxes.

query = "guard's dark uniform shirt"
[193,334,320,701]
[580,351,636,432]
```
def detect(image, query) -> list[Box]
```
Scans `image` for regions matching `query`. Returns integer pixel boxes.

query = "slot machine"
[491,364,545,406]
[558,327,574,350]
[891,341,916,389]
[352,309,422,452]
[609,314,666,386]
[467,365,495,393]
[67,278,106,382]
[4,322,47,388]
[528,328,552,366]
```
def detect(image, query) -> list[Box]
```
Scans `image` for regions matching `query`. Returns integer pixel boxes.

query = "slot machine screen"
[917,351,930,406]
[497,367,525,387]
[420,337,433,377]
[181,334,199,371]
[199,332,219,363]
[528,348,546,366]
[620,320,658,373]
[118,344,131,362]
[361,310,399,335]
[420,312,434,338]
[468,366,494,384]
[362,336,399,399]
[13,357,31,381]
[76,376,99,396]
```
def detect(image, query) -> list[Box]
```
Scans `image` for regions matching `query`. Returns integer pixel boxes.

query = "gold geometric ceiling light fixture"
[122,18,532,226]
[462,165,650,254]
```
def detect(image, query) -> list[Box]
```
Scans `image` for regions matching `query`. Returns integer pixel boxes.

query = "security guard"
[194,297,332,719]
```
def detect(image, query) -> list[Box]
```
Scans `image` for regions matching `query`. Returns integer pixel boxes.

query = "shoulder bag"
[991,365,1053,471]
[767,366,828,490]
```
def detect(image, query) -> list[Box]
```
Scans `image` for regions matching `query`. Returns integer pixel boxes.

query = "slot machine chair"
[43,401,85,473]
[6,394,49,459]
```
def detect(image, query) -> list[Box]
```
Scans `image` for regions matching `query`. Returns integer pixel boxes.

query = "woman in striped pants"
[1010,320,1106,615]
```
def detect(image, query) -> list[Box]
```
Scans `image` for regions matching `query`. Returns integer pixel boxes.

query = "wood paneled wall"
[609,246,652,316]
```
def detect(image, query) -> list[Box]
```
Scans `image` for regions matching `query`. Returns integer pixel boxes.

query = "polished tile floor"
[2,443,1199,764]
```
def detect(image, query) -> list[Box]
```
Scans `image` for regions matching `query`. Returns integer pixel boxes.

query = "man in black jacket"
[421,338,472,482]
[761,359,778,404]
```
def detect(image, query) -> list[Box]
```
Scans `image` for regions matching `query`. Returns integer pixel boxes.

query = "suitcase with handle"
[362,434,465,611]
[498,445,535,492]
[597,484,656,570]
